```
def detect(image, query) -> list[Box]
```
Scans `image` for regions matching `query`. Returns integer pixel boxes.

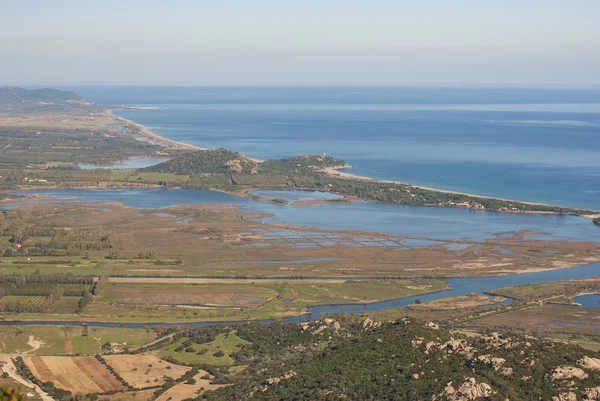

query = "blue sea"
[64,86,600,210]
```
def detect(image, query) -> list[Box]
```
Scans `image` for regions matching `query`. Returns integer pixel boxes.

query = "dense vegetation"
[0,273,93,313]
[140,150,593,215]
[0,87,89,112]
[0,210,114,257]
[0,386,26,401]
[141,148,346,176]
[178,318,600,401]
[143,149,259,175]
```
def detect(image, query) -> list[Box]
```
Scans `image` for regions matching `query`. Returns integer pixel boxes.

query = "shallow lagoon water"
[18,188,600,243]
[78,157,169,170]
[249,189,343,201]
[572,294,600,308]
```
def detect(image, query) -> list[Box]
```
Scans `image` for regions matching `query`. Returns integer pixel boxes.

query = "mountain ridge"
[0,86,92,110]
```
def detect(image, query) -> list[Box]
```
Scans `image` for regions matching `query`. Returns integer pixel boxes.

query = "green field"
[0,325,157,355]
[161,331,248,366]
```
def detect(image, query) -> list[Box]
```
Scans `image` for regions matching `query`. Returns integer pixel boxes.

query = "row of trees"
[0,273,94,286]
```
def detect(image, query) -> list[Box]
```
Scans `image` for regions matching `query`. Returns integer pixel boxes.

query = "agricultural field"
[99,282,277,307]
[0,283,91,296]
[103,354,190,388]
[23,356,127,394]
[0,295,46,308]
[161,331,248,366]
[0,325,156,355]
[155,370,228,401]
[100,389,156,401]
[0,236,12,246]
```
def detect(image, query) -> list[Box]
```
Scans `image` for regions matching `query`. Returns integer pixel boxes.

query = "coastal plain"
[2,88,600,401]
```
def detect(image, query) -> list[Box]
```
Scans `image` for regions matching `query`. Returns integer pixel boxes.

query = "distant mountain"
[0,87,93,111]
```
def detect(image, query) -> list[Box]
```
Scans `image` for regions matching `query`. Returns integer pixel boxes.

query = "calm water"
[61,86,600,210]
[249,189,344,201]
[573,294,600,308]
[19,188,600,242]
[78,157,169,170]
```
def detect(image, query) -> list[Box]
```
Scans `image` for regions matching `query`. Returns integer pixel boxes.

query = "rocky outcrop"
[580,356,600,371]
[263,371,297,390]
[439,338,475,357]
[476,354,506,371]
[552,392,577,401]
[552,366,589,380]
[444,378,494,400]
[362,317,382,330]
[584,387,600,400]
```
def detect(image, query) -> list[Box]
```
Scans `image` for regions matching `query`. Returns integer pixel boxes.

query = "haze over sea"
[68,86,600,210]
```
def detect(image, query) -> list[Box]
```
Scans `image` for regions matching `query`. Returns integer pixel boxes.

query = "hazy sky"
[1,0,599,85]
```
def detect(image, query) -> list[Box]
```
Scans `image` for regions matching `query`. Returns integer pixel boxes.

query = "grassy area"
[130,172,190,182]
[488,279,600,301]
[279,280,450,308]
[0,279,451,324]
[548,333,600,352]
[0,325,156,354]
[161,331,248,366]
[98,282,277,306]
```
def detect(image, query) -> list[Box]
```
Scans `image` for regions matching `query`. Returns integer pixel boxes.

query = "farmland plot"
[0,295,46,308]
[103,354,190,388]
[24,356,126,394]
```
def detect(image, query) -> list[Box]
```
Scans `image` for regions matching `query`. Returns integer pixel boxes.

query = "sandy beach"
[321,167,593,211]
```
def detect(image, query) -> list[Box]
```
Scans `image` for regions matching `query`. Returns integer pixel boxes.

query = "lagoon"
[19,188,600,243]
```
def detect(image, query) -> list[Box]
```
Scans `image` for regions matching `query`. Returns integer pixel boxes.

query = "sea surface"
[62,85,600,210]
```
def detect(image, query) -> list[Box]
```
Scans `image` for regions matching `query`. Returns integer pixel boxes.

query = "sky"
[1,0,600,85]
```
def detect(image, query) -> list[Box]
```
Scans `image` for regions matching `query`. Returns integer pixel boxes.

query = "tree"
[0,386,27,401]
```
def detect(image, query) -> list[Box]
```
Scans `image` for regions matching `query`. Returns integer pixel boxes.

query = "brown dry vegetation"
[407,293,507,311]
[101,283,277,307]
[100,389,156,401]
[155,370,228,401]
[5,202,600,280]
[24,356,126,394]
[103,354,190,388]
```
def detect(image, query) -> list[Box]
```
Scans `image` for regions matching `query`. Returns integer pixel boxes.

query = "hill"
[0,87,93,111]
[157,318,600,401]
[141,148,347,175]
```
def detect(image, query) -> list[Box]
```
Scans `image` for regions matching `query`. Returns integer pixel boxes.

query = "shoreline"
[100,109,599,218]
[108,109,203,152]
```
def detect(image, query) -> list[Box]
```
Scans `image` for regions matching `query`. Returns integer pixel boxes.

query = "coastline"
[107,109,203,152]
[105,109,599,217]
